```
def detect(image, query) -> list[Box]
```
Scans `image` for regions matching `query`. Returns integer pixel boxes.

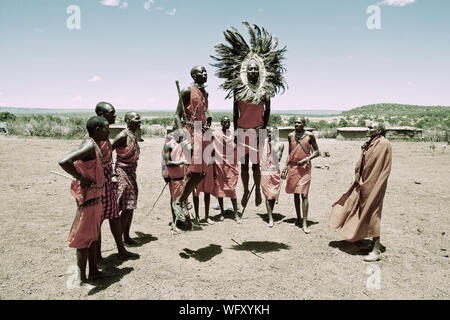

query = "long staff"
[147,181,168,216]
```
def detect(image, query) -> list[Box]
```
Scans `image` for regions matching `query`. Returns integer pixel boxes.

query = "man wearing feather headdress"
[211,21,287,209]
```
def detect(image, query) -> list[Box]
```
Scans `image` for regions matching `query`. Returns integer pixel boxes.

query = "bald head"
[190,65,207,84]
[95,102,116,124]
[221,116,231,130]
[86,116,109,140]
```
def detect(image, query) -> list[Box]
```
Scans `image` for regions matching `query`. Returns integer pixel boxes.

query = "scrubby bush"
[0,112,16,121]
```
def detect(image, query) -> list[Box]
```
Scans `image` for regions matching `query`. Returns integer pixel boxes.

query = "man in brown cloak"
[328,122,392,262]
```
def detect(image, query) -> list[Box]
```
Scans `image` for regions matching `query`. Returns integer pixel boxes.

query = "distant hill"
[0,106,341,117]
[339,103,450,133]
[342,103,450,118]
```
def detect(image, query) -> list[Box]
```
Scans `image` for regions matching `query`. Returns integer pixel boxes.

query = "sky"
[0,0,449,111]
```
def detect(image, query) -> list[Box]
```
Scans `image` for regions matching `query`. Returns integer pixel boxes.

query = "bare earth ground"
[0,135,448,300]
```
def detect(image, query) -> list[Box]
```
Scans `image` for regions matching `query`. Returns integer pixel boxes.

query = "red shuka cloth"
[328,136,392,242]
[285,135,311,195]
[68,140,104,249]
[212,130,239,199]
[237,100,265,129]
[260,140,281,200]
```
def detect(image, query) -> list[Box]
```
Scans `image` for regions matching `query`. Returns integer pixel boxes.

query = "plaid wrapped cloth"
[102,163,119,220]
[115,162,138,211]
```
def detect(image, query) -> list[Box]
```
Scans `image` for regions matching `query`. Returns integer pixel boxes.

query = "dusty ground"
[0,135,448,300]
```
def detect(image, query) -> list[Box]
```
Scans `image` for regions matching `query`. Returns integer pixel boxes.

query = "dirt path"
[0,136,448,299]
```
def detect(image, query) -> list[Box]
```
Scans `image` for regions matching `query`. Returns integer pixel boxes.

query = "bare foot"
[268,219,274,228]
[302,226,311,234]
[172,224,182,234]
[364,251,381,262]
[255,189,262,206]
[241,190,249,207]
[118,250,140,260]
[206,218,215,225]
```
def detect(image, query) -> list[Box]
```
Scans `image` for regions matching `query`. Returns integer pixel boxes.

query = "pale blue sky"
[0,0,449,110]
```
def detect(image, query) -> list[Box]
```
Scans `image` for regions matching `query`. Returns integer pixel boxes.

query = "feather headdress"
[210,21,287,105]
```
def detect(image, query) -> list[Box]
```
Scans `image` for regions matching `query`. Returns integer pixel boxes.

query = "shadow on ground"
[257,213,286,223]
[179,244,223,262]
[328,240,386,256]
[126,232,158,247]
[230,241,290,254]
[283,217,319,227]
[211,209,237,222]
[88,265,134,296]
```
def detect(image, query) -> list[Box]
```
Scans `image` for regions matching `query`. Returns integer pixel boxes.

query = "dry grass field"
[0,135,448,299]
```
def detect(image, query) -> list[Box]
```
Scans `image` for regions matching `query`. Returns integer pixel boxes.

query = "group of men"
[57,21,393,283]
[163,65,320,234]
[58,103,142,282]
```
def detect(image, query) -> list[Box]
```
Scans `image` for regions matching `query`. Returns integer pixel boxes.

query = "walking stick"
[175,80,188,127]
[50,170,76,181]
[241,182,255,217]
[147,181,168,216]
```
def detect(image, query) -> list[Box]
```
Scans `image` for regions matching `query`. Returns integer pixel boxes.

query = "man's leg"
[179,173,204,204]
[109,218,139,259]
[218,197,225,221]
[266,199,275,228]
[231,198,241,224]
[193,195,200,222]
[204,193,214,224]
[301,194,310,234]
[252,164,262,206]
[76,248,88,283]
[364,237,381,262]
[240,159,250,207]
[88,242,108,280]
[96,230,103,265]
[121,209,137,245]
[294,194,301,226]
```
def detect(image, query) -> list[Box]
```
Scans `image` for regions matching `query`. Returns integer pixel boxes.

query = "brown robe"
[328,135,392,242]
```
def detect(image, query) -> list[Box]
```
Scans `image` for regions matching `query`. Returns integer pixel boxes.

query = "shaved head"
[86,116,108,136]
[95,102,114,116]
[190,65,205,77]
[95,102,116,125]
[124,111,140,123]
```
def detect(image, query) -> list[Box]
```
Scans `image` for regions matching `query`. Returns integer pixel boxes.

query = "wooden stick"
[50,170,76,181]
[175,80,188,127]
[147,181,168,216]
